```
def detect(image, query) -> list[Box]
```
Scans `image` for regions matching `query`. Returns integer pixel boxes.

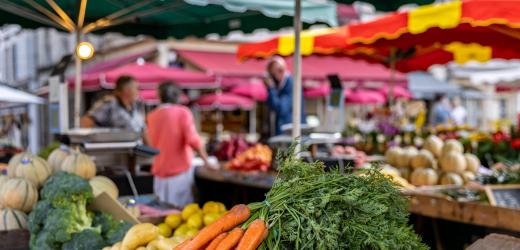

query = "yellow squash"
[122,223,159,249]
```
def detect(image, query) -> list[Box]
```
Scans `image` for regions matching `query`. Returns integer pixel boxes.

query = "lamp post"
[73,37,94,128]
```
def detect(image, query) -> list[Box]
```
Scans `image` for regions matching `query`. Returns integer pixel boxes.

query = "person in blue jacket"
[264,56,305,135]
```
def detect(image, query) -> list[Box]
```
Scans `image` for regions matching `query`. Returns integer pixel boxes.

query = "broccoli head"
[28,200,52,234]
[40,172,94,207]
[61,229,106,250]
[43,203,96,244]
[92,212,132,245]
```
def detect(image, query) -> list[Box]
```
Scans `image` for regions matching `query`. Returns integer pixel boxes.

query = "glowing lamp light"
[76,42,94,60]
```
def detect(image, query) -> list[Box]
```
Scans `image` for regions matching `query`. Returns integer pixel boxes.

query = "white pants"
[154,166,195,208]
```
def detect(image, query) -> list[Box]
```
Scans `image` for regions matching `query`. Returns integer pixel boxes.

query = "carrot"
[235,219,267,250]
[175,239,191,250]
[216,227,244,250]
[183,204,251,250]
[206,233,228,250]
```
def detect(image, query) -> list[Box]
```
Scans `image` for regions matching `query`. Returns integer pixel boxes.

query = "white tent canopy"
[0,84,44,104]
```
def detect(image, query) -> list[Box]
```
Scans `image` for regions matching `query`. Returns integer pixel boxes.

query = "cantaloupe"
[440,152,466,173]
[0,178,38,213]
[396,147,418,168]
[398,167,411,181]
[423,135,443,158]
[13,155,52,188]
[410,150,435,169]
[61,152,96,180]
[464,153,480,173]
[440,172,464,185]
[0,208,28,231]
[7,152,31,177]
[385,147,403,167]
[90,176,119,199]
[47,146,70,173]
[461,171,476,183]
[0,176,8,209]
[442,139,464,156]
[410,168,439,186]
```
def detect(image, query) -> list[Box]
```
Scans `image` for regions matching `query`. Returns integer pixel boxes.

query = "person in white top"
[450,96,467,125]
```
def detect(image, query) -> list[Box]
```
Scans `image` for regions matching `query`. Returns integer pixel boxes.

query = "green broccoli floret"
[32,230,61,250]
[41,172,94,207]
[61,229,106,250]
[92,212,132,245]
[28,200,52,234]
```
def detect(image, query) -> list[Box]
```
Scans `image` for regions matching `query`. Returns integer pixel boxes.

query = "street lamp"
[76,41,94,60]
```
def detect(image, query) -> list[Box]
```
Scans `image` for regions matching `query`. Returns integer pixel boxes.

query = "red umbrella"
[228,81,268,101]
[138,89,189,105]
[377,86,412,100]
[345,89,386,104]
[73,63,216,91]
[194,93,255,110]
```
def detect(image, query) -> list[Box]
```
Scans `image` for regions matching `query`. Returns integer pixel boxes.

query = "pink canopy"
[228,81,268,101]
[304,84,331,99]
[345,89,386,104]
[377,86,412,100]
[138,89,188,105]
[72,63,216,91]
[194,93,255,110]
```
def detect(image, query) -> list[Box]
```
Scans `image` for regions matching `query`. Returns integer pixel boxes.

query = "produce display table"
[195,166,275,189]
[408,192,520,232]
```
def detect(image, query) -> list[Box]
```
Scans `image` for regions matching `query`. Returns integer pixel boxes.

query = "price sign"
[485,185,520,209]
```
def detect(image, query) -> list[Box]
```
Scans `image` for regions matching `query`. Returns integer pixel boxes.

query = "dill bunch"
[248,152,428,250]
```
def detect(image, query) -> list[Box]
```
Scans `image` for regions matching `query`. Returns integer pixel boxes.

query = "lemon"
[173,223,190,237]
[157,223,172,237]
[185,228,199,238]
[181,203,201,221]
[215,202,227,213]
[165,213,182,229]
[203,213,220,226]
[202,201,220,214]
[186,213,203,229]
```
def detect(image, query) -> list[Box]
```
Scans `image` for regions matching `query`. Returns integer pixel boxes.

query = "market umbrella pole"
[388,48,396,106]
[74,30,82,128]
[292,0,302,154]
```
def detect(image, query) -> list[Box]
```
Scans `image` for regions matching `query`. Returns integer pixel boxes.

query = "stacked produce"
[225,145,272,172]
[28,172,132,249]
[215,135,252,161]
[179,151,426,250]
[384,135,481,187]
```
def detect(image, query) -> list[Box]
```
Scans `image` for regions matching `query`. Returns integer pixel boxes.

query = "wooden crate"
[0,229,29,250]
[409,192,520,232]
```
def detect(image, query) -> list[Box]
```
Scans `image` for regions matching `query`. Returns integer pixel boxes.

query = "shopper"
[146,82,210,207]
[80,75,146,136]
[264,56,305,135]
[451,96,467,125]
[430,94,451,126]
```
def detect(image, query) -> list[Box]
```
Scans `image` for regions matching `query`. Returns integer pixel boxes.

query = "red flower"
[512,138,520,149]
[492,131,510,143]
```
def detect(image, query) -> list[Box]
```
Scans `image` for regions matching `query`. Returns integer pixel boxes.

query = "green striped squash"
[61,152,96,180]
[47,146,70,173]
[0,178,38,213]
[14,155,52,188]
[0,208,28,231]
[7,152,32,177]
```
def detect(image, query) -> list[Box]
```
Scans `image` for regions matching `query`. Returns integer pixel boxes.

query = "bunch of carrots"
[175,204,267,250]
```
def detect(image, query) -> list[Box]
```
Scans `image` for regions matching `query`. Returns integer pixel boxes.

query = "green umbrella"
[0,0,337,38]
[336,0,434,11]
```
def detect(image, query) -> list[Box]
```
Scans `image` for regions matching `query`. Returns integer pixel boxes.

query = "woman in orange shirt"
[147,82,210,207]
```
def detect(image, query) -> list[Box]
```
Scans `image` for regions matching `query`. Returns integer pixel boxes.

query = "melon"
[384,147,403,167]
[47,146,70,173]
[90,176,119,199]
[7,152,32,177]
[0,178,38,213]
[440,152,466,173]
[423,135,443,158]
[396,147,418,168]
[410,150,435,169]
[461,171,476,183]
[61,152,96,180]
[440,172,464,185]
[13,155,52,188]
[0,175,8,190]
[410,168,439,186]
[464,153,480,173]
[442,139,464,156]
[0,208,28,231]
[398,167,412,181]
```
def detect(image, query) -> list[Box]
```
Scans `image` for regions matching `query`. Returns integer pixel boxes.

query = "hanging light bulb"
[76,41,94,60]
